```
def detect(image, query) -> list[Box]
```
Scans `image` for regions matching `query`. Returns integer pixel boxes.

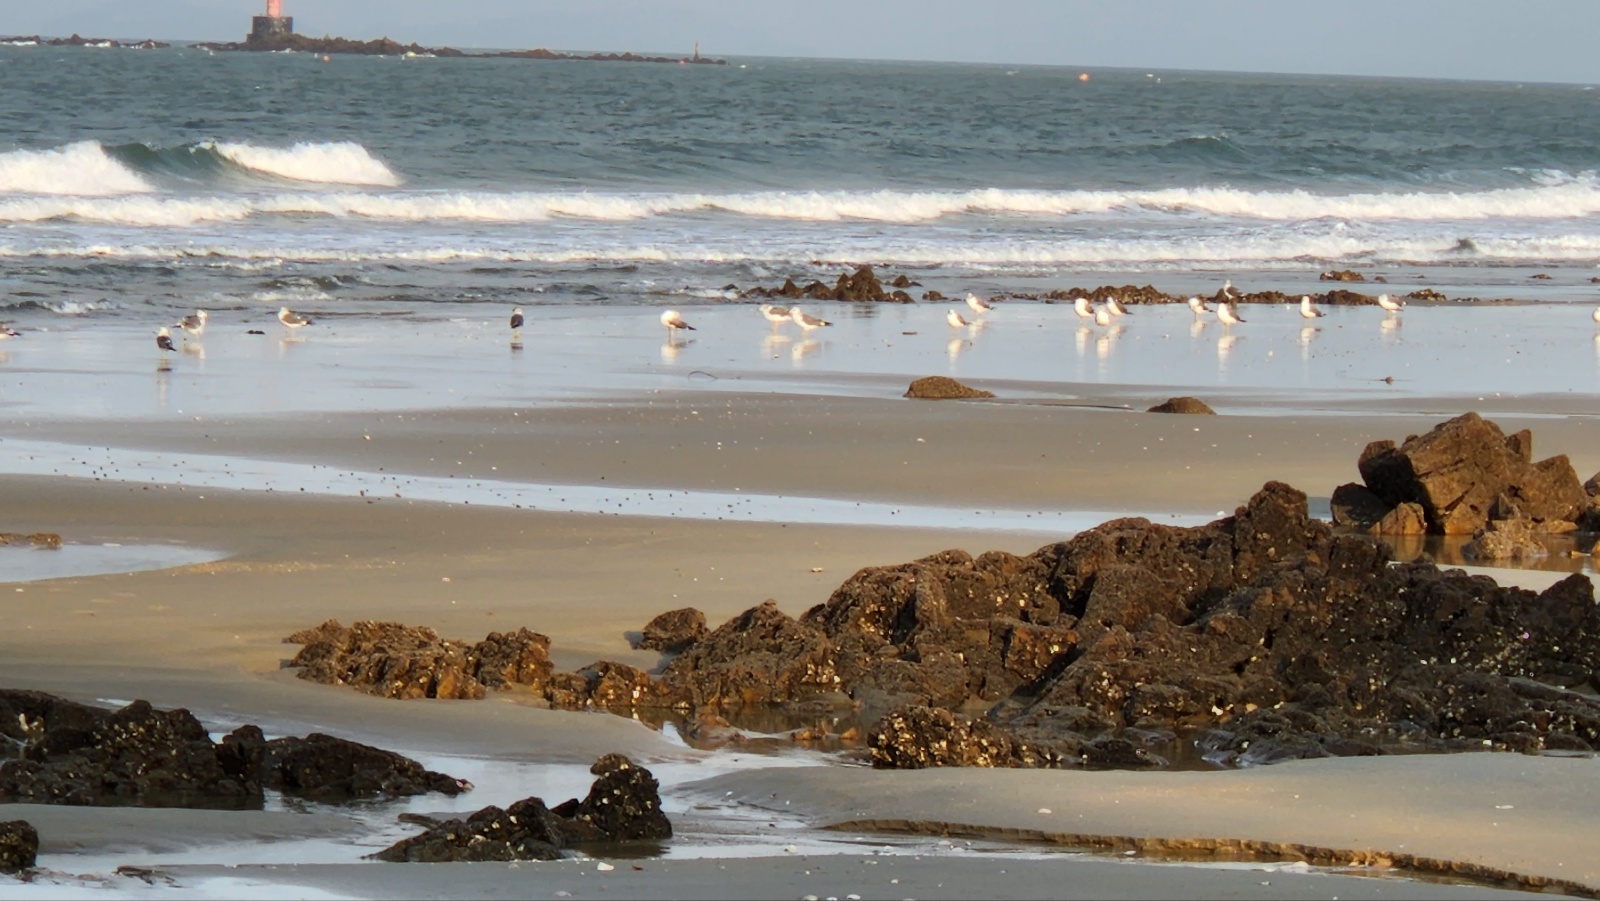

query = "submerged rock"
[373,755,669,863]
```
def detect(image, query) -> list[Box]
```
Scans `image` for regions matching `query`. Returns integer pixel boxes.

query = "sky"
[9,0,1600,84]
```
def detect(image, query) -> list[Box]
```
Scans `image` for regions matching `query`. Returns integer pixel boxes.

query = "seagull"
[965,293,994,315]
[1105,296,1129,316]
[1093,305,1112,328]
[1217,302,1245,326]
[1376,293,1405,313]
[175,309,208,340]
[1222,279,1239,302]
[0,325,18,340]
[947,309,970,329]
[278,306,312,329]
[1187,296,1212,316]
[1073,297,1094,319]
[661,309,696,334]
[790,306,832,332]
[509,307,525,340]
[760,304,792,329]
[156,327,176,352]
[1299,295,1326,319]
[1592,306,1600,324]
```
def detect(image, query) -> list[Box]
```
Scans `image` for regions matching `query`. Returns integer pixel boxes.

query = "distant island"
[191,33,727,65]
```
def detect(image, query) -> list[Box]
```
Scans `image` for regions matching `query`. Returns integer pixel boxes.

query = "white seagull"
[278,306,313,329]
[1376,293,1405,313]
[1105,296,1129,316]
[1073,297,1094,319]
[1299,295,1326,319]
[1093,305,1112,328]
[1222,279,1239,302]
[790,306,832,331]
[156,327,176,352]
[1217,302,1245,326]
[760,304,792,329]
[175,309,209,340]
[1592,306,1600,324]
[1187,296,1212,316]
[0,324,18,340]
[661,309,696,334]
[965,293,994,315]
[947,309,970,329]
[510,307,525,339]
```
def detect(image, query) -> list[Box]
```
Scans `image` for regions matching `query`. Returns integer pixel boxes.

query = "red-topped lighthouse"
[249,0,294,47]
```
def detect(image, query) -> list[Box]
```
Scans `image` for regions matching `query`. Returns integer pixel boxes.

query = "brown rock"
[1463,520,1549,562]
[1356,413,1587,534]
[469,628,554,692]
[659,600,839,710]
[1147,396,1215,415]
[904,376,994,399]
[1319,269,1365,282]
[636,607,708,653]
[1368,502,1427,536]
[1329,483,1389,529]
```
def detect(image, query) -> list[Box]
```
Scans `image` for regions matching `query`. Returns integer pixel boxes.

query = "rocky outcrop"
[0,821,36,873]
[635,607,708,653]
[0,532,61,549]
[1319,269,1365,282]
[1355,413,1587,535]
[286,620,553,699]
[904,376,994,399]
[373,754,670,863]
[742,266,913,303]
[0,693,467,808]
[1147,397,1215,415]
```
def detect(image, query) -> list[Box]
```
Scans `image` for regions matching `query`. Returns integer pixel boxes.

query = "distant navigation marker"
[250,0,293,47]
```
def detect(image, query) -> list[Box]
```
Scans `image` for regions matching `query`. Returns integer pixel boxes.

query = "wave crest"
[211,141,403,187]
[0,142,155,196]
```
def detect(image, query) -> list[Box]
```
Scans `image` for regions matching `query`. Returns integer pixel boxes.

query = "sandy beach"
[2,295,1600,899]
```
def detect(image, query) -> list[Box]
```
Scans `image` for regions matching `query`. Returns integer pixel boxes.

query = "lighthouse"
[249,0,294,47]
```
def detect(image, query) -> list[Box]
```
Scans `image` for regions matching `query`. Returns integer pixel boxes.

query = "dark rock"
[922,290,946,301]
[260,733,471,803]
[469,628,555,692]
[870,705,1067,769]
[373,755,669,863]
[286,620,486,700]
[1147,396,1215,415]
[1319,269,1365,282]
[1356,413,1587,534]
[659,600,839,710]
[1407,288,1446,301]
[636,607,708,653]
[1329,483,1389,529]
[0,820,37,873]
[0,532,61,549]
[904,376,994,399]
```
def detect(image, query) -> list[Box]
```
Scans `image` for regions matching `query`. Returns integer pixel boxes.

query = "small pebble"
[1037,807,1052,814]
[597,862,615,872]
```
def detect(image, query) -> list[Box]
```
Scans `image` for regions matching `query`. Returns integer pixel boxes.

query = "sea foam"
[3,180,1600,226]
[212,141,403,187]
[0,142,155,196]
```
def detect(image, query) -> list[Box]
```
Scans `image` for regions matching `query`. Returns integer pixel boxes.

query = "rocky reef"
[190,32,725,65]
[0,690,468,808]
[284,414,1600,771]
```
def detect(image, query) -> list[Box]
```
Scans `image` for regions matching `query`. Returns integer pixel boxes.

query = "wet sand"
[3,300,1600,897]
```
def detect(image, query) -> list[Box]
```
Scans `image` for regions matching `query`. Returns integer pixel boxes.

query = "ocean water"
[2,46,1600,324]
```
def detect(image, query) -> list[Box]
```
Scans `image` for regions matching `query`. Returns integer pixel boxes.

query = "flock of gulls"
[0,278,1592,358]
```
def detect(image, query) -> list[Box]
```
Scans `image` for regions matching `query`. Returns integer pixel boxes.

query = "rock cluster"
[742,266,915,303]
[904,376,995,399]
[374,754,670,863]
[0,34,168,48]
[1319,269,1366,282]
[634,607,709,653]
[0,690,468,808]
[1331,413,1592,560]
[286,620,555,699]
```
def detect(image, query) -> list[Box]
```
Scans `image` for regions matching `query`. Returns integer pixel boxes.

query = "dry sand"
[4,338,1600,897]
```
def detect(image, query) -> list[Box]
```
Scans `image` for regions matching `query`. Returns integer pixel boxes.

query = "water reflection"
[155,361,170,410]
[790,339,820,366]
[946,336,967,366]
[660,337,694,363]
[1216,334,1239,375]
[181,342,206,361]
[1298,326,1319,361]
[761,334,792,358]
[1189,319,1207,339]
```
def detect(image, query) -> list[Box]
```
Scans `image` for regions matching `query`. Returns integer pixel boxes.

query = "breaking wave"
[209,141,403,187]
[3,178,1600,225]
[0,142,155,196]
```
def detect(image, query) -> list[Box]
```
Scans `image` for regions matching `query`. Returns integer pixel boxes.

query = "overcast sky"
[11,0,1600,84]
